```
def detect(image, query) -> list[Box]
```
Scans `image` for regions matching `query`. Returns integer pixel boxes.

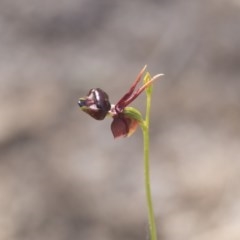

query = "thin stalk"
[141,83,157,240]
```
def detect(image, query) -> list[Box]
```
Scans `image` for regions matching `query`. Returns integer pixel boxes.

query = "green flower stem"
[141,73,157,240]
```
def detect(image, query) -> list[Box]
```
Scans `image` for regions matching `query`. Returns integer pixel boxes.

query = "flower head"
[78,66,163,138]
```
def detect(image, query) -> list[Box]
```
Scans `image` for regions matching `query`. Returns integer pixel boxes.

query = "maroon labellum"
[78,88,111,120]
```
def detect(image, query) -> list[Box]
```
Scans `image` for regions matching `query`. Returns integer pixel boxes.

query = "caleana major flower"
[78,65,163,138]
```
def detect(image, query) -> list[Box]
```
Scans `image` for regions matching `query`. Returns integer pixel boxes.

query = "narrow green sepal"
[143,72,153,95]
[123,107,144,124]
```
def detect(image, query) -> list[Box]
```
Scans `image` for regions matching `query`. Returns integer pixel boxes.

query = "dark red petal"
[115,65,146,113]
[110,114,140,138]
[111,117,130,138]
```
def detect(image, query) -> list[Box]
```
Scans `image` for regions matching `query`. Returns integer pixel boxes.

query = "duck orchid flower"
[78,66,163,138]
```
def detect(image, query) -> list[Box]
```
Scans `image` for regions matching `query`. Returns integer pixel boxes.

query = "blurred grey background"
[1,0,240,239]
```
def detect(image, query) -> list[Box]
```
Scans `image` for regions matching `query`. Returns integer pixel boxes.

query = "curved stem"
[141,83,157,240]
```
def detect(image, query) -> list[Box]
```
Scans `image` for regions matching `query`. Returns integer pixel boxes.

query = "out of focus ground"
[0,1,240,240]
